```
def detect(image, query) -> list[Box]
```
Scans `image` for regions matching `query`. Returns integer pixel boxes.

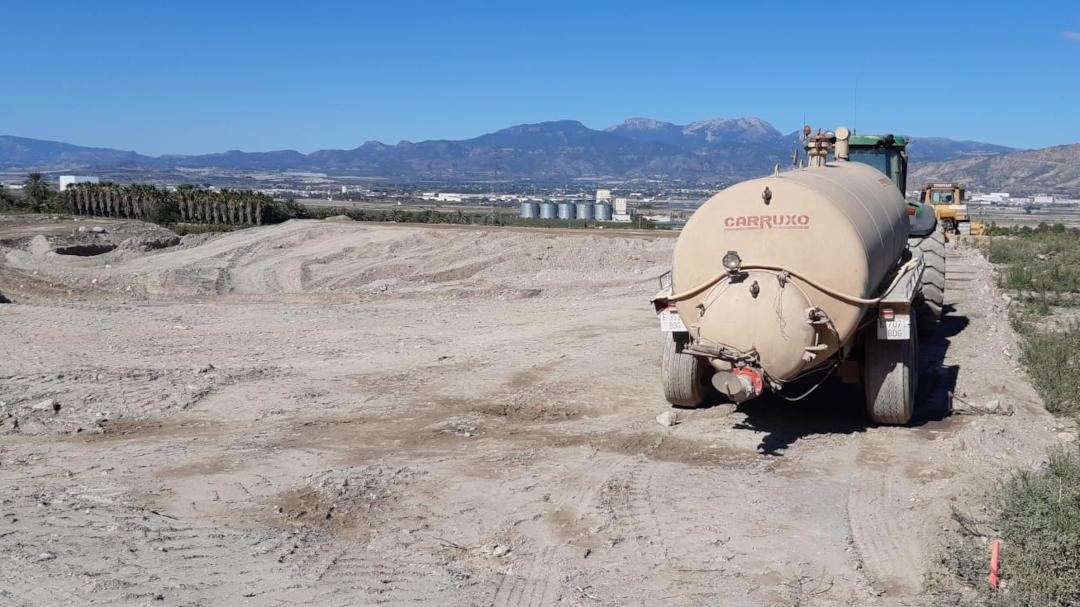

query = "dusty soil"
[0,215,1074,606]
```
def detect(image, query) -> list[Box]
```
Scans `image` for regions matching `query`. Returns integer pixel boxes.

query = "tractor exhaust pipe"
[835,126,851,161]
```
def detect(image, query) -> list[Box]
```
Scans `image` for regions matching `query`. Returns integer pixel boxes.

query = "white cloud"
[1065,17,1080,40]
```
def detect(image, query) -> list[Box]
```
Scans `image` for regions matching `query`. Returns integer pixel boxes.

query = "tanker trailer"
[652,127,939,425]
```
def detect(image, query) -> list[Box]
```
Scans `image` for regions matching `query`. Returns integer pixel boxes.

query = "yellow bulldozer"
[920,183,985,237]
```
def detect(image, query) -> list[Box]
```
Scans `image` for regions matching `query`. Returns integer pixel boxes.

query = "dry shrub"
[946,445,1080,607]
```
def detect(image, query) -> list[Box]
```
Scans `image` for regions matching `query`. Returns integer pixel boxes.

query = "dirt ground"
[0,215,1074,606]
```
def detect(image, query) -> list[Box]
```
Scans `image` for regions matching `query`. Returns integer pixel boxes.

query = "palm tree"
[87,183,98,215]
[22,173,50,212]
[104,184,115,217]
[75,183,88,215]
[94,184,105,216]
[176,184,194,222]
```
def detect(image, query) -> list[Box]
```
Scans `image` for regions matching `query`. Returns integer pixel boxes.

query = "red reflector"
[881,309,895,320]
[907,207,916,215]
[667,303,677,310]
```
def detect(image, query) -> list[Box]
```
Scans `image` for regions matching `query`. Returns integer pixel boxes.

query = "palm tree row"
[64,183,273,225]
[65,182,164,220]
[173,185,270,225]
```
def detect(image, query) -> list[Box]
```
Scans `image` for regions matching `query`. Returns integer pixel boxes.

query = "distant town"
[3,172,1078,228]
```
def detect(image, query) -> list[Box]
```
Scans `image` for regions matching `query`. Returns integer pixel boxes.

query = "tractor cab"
[846,134,909,198]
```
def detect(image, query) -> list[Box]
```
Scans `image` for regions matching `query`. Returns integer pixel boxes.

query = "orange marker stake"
[989,539,1001,588]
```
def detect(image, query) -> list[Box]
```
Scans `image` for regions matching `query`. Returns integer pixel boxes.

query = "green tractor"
[829,131,945,337]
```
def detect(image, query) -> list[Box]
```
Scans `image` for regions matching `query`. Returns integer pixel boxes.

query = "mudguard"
[908,202,937,238]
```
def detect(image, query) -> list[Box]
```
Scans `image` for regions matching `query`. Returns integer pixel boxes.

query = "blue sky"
[2,1,1078,155]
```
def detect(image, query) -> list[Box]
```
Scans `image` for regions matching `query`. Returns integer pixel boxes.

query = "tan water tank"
[672,160,908,381]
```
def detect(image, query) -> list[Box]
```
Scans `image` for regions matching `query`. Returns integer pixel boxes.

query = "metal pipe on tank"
[835,126,851,161]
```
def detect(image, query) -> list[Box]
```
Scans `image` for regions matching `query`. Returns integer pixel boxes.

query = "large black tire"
[863,310,918,425]
[662,333,711,408]
[909,230,946,338]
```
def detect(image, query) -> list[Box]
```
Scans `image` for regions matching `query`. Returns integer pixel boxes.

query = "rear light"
[667,303,678,310]
[880,308,895,320]
[907,207,916,215]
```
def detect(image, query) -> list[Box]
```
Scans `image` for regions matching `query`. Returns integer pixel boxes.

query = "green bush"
[263,198,311,222]
[1020,325,1080,417]
[995,445,1080,606]
[947,445,1080,607]
[165,223,241,236]
[0,189,28,212]
[981,229,1080,295]
[287,205,668,229]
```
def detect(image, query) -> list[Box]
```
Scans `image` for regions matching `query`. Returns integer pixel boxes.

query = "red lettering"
[723,214,811,229]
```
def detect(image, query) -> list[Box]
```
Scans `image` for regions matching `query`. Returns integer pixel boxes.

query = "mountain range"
[2,117,1068,191]
[909,143,1080,195]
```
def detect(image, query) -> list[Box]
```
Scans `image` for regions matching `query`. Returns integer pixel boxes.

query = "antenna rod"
[853,77,859,134]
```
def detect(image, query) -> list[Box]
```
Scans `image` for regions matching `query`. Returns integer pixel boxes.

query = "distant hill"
[911,143,1080,195]
[0,119,1029,185]
[605,117,784,148]
[0,135,151,168]
[904,137,1016,164]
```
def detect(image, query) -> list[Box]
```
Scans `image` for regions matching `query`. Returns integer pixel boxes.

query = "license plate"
[659,307,687,332]
[877,314,910,340]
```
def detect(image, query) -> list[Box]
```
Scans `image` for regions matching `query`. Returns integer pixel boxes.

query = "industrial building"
[59,175,99,191]
[519,200,614,223]
[613,197,633,222]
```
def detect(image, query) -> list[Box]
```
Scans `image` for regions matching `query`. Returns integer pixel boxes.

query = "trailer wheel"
[662,333,710,408]
[863,312,917,425]
[909,230,946,338]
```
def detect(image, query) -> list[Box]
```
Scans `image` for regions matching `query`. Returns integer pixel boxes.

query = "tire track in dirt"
[846,249,983,598]
[0,469,455,605]
[601,457,732,602]
[493,450,633,607]
[609,456,671,565]
[847,440,924,596]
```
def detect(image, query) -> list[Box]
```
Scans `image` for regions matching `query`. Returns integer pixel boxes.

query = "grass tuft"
[945,446,1080,607]
[981,225,1080,296]
[1020,326,1080,417]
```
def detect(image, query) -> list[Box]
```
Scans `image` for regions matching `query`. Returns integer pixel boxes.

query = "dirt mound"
[3,220,675,301]
[0,216,179,253]
[116,232,182,252]
[271,466,423,540]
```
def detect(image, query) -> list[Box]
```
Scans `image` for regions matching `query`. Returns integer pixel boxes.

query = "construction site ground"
[0,214,1074,606]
